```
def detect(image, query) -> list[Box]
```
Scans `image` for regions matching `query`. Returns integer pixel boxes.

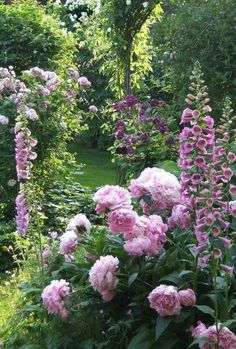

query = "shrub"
[151,0,236,118]
[0,0,76,75]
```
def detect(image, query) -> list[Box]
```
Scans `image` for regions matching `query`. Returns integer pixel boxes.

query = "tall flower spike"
[179,62,216,258]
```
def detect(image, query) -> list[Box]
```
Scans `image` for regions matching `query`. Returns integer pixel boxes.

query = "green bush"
[151,0,236,118]
[0,0,76,74]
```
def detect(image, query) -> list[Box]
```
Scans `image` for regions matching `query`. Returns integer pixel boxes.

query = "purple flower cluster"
[113,95,138,111]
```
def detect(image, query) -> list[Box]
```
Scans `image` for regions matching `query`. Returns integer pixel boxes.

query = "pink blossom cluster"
[15,130,37,180]
[89,255,119,301]
[15,193,30,235]
[94,179,168,257]
[25,67,59,92]
[93,185,132,214]
[42,279,70,318]
[129,167,181,211]
[191,321,236,349]
[148,285,196,317]
[123,215,167,257]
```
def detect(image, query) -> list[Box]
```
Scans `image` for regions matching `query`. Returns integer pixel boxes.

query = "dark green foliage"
[0,0,76,74]
[151,0,236,118]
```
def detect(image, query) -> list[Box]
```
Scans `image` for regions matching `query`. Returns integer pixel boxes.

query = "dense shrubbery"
[0,0,76,74]
[151,0,236,117]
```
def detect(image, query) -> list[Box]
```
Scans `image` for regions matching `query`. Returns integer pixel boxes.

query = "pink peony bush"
[12,63,236,348]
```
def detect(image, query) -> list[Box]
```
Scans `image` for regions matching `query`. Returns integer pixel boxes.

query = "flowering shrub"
[109,94,177,183]
[3,63,236,349]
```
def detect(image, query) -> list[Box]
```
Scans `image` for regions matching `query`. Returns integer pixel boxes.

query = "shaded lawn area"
[68,143,117,189]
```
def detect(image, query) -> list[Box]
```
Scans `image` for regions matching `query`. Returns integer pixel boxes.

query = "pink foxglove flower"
[15,193,30,235]
[42,279,70,318]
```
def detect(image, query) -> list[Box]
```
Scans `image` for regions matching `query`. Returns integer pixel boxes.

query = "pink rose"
[148,284,182,316]
[179,288,196,306]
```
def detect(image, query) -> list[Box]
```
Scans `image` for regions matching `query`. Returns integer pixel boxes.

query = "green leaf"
[128,272,139,287]
[194,305,215,318]
[221,319,236,329]
[155,316,171,340]
[188,337,215,348]
[128,327,154,349]
[159,272,179,285]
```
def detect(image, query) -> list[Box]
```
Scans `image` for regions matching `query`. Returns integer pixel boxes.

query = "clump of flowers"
[89,255,119,301]
[148,285,196,317]
[42,279,70,318]
[191,321,236,349]
[129,167,181,211]
[109,94,177,184]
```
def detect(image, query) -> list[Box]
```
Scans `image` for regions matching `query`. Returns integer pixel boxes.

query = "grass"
[67,143,117,189]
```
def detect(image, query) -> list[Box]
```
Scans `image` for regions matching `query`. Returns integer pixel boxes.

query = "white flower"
[7,179,16,187]
[60,122,67,130]
[126,0,131,5]
[0,114,9,125]
[143,1,148,7]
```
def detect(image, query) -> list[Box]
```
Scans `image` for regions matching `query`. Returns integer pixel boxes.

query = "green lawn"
[68,144,117,189]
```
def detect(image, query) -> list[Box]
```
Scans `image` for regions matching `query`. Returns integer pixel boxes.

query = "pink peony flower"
[179,288,196,306]
[148,284,182,316]
[168,204,191,230]
[59,231,78,255]
[66,213,91,233]
[93,185,131,214]
[191,321,236,349]
[123,215,167,257]
[129,168,181,210]
[108,208,137,234]
[42,279,70,318]
[89,255,119,301]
